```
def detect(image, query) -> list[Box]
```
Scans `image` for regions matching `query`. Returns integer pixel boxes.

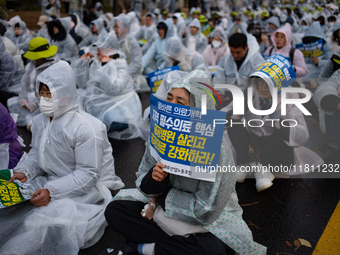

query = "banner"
[149,94,226,182]
[0,169,33,209]
[148,66,180,93]
[295,39,325,58]
[252,54,297,94]
[262,54,291,62]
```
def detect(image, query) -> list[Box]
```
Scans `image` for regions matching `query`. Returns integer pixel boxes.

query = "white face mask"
[212,40,222,48]
[40,97,54,117]
[301,25,308,31]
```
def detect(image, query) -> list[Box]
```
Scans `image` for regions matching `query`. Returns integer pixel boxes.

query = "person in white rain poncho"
[163,37,210,76]
[142,19,175,74]
[13,21,33,53]
[41,0,61,18]
[126,11,141,38]
[37,15,50,41]
[47,17,78,62]
[301,21,333,79]
[135,12,158,54]
[0,61,124,255]
[94,2,104,18]
[114,15,148,92]
[0,38,25,108]
[182,18,208,54]
[103,70,267,255]
[73,32,142,140]
[172,13,186,38]
[78,17,107,48]
[8,37,59,127]
[68,12,90,45]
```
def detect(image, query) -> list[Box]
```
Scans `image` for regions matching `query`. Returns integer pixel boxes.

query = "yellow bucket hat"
[199,15,207,23]
[23,37,58,60]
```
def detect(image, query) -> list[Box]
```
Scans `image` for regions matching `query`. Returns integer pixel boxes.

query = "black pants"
[0,90,17,109]
[228,125,294,167]
[105,200,234,255]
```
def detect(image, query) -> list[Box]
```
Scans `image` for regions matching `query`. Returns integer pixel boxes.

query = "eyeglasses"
[35,92,52,101]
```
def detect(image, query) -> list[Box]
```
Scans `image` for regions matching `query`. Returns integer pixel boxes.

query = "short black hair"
[229,33,247,49]
[14,22,20,28]
[316,16,325,26]
[328,16,336,22]
[146,14,152,19]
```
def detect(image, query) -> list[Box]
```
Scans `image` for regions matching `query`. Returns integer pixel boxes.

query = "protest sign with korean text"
[149,94,226,182]
[295,39,325,58]
[148,66,180,93]
[252,54,296,94]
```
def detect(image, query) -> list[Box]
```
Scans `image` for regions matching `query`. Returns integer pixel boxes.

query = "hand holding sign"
[152,163,168,182]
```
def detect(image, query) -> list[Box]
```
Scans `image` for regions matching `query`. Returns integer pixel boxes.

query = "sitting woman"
[103,70,267,255]
[73,32,142,140]
[223,72,323,192]
[264,24,307,78]
[0,61,124,254]
[202,26,229,66]
[0,102,21,170]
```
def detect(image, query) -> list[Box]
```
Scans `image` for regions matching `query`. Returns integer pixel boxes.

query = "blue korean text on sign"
[148,66,180,93]
[149,94,226,182]
[295,38,325,58]
[252,54,296,94]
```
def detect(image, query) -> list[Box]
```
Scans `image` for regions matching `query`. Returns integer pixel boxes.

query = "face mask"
[212,40,222,48]
[40,97,54,117]
[301,25,308,31]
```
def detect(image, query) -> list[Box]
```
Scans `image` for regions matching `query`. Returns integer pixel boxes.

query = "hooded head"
[36,61,77,119]
[114,16,130,40]
[144,12,155,27]
[48,17,71,41]
[266,16,280,32]
[188,18,201,37]
[14,21,27,36]
[8,15,21,27]
[90,18,105,35]
[173,13,185,26]
[303,21,326,42]
[167,70,215,110]
[163,37,187,63]
[157,18,175,40]
[94,31,120,57]
[271,23,292,52]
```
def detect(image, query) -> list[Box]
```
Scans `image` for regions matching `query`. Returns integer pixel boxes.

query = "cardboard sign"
[296,39,325,58]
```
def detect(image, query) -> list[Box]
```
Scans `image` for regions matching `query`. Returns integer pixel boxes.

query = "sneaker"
[236,164,249,183]
[253,165,274,192]
[99,243,137,255]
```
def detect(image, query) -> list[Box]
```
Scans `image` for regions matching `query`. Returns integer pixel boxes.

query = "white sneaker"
[236,164,249,183]
[253,165,274,192]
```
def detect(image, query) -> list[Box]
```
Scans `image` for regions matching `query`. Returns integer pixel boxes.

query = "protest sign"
[201,22,214,37]
[149,94,226,182]
[0,169,33,209]
[262,54,291,62]
[295,39,325,58]
[209,66,218,76]
[148,66,180,93]
[252,54,297,94]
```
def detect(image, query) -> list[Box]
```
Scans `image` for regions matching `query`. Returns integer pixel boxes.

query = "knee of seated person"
[104,200,122,220]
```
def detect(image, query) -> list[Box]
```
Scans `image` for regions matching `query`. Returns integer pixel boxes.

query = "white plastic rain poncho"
[5,15,21,43]
[80,32,143,140]
[78,18,108,48]
[163,36,210,76]
[13,21,33,53]
[144,0,160,13]
[302,21,333,79]
[142,19,175,74]
[319,48,340,83]
[1,36,24,68]
[114,70,267,255]
[72,12,90,42]
[266,16,280,33]
[126,11,141,38]
[182,18,208,53]
[8,54,60,126]
[328,19,340,53]
[226,20,248,38]
[37,23,50,41]
[139,70,189,141]
[173,13,186,39]
[69,0,86,20]
[0,38,25,95]
[135,13,158,54]
[0,61,124,255]
[41,0,61,18]
[115,16,148,92]
[48,17,78,62]
[94,2,104,18]
[213,34,265,91]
